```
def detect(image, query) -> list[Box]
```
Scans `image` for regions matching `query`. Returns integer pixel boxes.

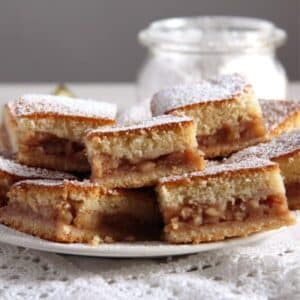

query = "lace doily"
[0,223,299,300]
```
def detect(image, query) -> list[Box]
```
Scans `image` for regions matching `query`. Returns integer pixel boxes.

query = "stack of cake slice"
[0,96,206,243]
[0,74,298,245]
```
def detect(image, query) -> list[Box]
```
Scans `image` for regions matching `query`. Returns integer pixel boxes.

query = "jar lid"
[138,16,286,53]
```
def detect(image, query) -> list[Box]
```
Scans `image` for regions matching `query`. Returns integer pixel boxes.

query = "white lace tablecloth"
[0,83,300,300]
[1,222,299,299]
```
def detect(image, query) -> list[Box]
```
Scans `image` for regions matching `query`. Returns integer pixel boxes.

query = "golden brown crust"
[151,74,252,116]
[9,179,141,198]
[227,131,300,167]
[17,116,115,143]
[8,94,117,123]
[166,88,251,114]
[0,211,96,243]
[164,214,295,244]
[267,112,300,139]
[9,95,116,141]
[20,114,115,127]
[271,148,300,161]
[157,161,277,188]
[85,116,193,140]
[260,99,300,139]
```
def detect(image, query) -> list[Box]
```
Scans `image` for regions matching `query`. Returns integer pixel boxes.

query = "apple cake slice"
[0,123,12,156]
[85,115,205,188]
[260,99,300,139]
[228,130,300,210]
[5,94,117,172]
[156,159,295,244]
[151,74,266,158]
[0,155,75,206]
[3,103,19,154]
[0,180,161,243]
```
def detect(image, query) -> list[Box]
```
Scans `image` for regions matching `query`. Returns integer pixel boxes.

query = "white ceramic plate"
[0,224,285,257]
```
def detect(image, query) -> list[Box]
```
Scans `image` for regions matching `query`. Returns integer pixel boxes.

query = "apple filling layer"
[92,149,203,178]
[20,132,85,159]
[285,182,300,210]
[164,195,288,231]
[197,118,265,155]
[286,182,300,198]
[17,131,89,171]
[0,184,10,207]
[2,200,161,242]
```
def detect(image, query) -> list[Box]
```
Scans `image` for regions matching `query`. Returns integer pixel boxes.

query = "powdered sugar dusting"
[260,99,300,132]
[14,179,94,188]
[117,98,152,126]
[9,94,117,120]
[12,179,119,195]
[228,130,300,161]
[86,115,192,135]
[0,156,75,179]
[159,158,275,184]
[13,179,67,187]
[151,74,249,115]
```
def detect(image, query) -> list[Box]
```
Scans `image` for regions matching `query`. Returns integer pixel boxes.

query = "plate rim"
[0,224,285,257]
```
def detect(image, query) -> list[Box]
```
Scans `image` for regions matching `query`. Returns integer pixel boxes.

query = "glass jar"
[137,16,287,101]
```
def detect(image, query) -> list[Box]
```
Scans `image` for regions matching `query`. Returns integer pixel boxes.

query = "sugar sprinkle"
[151,74,249,115]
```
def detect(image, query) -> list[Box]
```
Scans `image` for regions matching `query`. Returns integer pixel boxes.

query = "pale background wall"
[0,0,298,82]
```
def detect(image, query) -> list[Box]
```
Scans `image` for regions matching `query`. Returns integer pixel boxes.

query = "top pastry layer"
[151,74,251,115]
[0,155,76,180]
[8,94,117,121]
[228,130,300,162]
[260,99,300,137]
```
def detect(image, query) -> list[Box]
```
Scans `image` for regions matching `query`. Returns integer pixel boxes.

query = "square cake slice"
[0,180,161,243]
[7,94,117,172]
[151,74,266,158]
[2,104,18,154]
[84,115,205,188]
[0,123,12,156]
[228,130,300,210]
[156,159,295,244]
[260,99,300,139]
[0,155,75,206]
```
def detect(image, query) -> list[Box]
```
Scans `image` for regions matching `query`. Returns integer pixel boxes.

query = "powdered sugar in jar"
[137,16,287,100]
